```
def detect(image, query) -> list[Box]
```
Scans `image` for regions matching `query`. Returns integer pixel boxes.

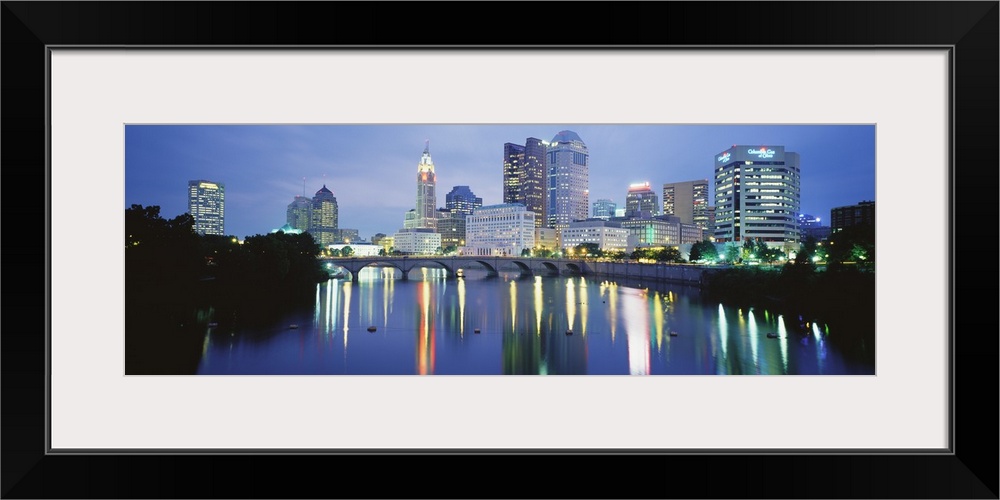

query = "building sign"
[747,147,776,159]
[717,152,731,163]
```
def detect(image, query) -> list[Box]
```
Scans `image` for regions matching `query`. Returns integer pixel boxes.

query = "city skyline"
[125,124,876,241]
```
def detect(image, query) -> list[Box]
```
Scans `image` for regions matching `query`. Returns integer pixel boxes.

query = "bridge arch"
[539,261,560,276]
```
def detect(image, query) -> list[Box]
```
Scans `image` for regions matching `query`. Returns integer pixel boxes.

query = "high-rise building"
[503,138,547,228]
[592,199,617,220]
[830,201,875,233]
[310,184,339,247]
[415,141,437,230]
[445,185,483,216]
[286,195,312,232]
[522,137,547,228]
[546,130,589,232]
[625,182,659,218]
[503,142,525,205]
[662,179,709,229]
[187,179,225,235]
[713,145,801,247]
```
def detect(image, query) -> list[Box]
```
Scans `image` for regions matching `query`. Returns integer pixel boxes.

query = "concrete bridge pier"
[400,269,409,281]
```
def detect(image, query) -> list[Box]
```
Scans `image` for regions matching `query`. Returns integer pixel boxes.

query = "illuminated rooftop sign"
[747,147,776,159]
[717,152,731,163]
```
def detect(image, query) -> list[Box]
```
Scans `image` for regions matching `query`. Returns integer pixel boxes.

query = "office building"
[798,213,831,242]
[562,219,629,253]
[831,201,875,232]
[445,185,483,216]
[503,142,525,205]
[503,138,547,228]
[662,179,709,229]
[592,199,617,220]
[437,209,466,250]
[625,182,659,218]
[187,179,225,235]
[713,145,801,248]
[393,228,441,255]
[465,203,536,256]
[546,130,589,232]
[310,184,339,247]
[286,195,312,232]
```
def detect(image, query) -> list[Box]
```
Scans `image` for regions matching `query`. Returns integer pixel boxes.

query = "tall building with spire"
[546,130,589,232]
[187,179,225,235]
[310,184,339,247]
[415,141,437,230]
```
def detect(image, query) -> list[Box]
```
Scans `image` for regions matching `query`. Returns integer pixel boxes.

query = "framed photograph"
[4,2,996,498]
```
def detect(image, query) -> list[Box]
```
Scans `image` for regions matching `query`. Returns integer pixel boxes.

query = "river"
[193,266,874,375]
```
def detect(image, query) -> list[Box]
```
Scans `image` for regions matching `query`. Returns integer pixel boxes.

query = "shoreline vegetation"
[125,205,327,374]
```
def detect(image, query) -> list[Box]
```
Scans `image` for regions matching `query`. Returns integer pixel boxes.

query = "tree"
[378,248,387,257]
[826,224,875,270]
[724,244,741,264]
[573,242,601,259]
[655,247,683,263]
[341,245,354,257]
[521,248,532,257]
[689,240,718,263]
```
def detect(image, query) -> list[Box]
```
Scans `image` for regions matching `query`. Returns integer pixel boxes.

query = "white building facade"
[465,204,536,256]
[714,145,801,248]
[392,228,441,255]
[562,219,630,252]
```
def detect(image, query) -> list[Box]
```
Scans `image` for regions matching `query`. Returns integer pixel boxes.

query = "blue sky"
[125,124,876,240]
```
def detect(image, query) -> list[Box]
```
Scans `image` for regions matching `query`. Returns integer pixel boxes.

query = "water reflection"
[196,267,874,375]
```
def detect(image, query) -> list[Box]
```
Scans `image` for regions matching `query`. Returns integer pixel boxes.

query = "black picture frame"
[3,2,997,498]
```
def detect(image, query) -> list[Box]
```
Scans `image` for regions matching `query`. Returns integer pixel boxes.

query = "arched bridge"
[320,255,590,282]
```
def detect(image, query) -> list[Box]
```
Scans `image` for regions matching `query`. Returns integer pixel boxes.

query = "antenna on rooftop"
[302,177,306,197]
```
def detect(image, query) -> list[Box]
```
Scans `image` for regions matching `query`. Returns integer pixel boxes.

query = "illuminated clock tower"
[415,141,437,230]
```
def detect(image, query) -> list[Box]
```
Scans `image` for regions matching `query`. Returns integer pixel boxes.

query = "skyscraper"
[445,185,483,216]
[415,141,437,230]
[502,142,525,205]
[503,138,547,228]
[714,145,801,247]
[521,137,547,228]
[187,179,225,235]
[662,179,709,228]
[592,199,617,219]
[310,184,339,247]
[546,130,589,232]
[625,182,659,218]
[286,195,312,232]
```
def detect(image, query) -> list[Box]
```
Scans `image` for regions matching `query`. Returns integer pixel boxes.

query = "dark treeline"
[701,226,876,366]
[125,204,327,374]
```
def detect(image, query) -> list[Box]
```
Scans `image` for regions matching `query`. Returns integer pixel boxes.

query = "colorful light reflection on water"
[196,267,874,375]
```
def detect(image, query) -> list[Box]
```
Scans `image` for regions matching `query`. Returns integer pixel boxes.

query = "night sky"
[125,124,876,240]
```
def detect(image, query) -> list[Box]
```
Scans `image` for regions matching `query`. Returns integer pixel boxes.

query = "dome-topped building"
[310,184,339,246]
[550,130,584,145]
[545,130,589,232]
